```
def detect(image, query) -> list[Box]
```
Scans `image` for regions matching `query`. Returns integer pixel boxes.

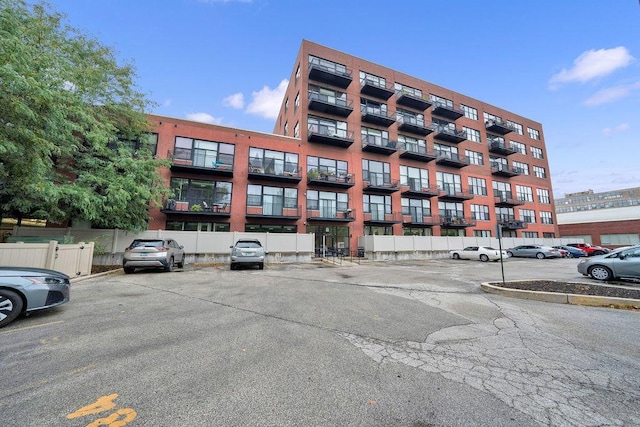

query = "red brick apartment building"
[150,40,558,254]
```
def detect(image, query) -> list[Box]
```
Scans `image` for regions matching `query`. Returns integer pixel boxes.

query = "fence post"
[44,240,58,269]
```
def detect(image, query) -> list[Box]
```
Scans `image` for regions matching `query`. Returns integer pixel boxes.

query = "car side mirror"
[230,245,233,249]
[618,253,627,260]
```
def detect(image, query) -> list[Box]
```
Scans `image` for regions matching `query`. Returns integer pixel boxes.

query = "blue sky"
[44,0,640,198]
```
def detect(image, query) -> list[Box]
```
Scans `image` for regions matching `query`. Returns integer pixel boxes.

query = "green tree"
[0,0,168,231]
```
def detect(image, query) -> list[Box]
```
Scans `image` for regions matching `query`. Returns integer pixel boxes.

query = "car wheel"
[507,251,514,257]
[123,267,135,274]
[258,263,264,270]
[177,258,185,269]
[536,252,545,259]
[230,264,236,270]
[480,254,489,262]
[588,265,613,281]
[0,289,24,328]
[452,253,460,260]
[592,250,604,256]
[165,257,174,272]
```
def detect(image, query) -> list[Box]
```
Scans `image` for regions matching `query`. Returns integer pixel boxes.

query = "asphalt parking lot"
[1,258,639,426]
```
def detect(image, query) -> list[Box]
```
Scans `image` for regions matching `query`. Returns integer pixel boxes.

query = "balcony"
[306,208,356,223]
[248,164,302,184]
[491,163,522,177]
[397,116,434,136]
[431,101,464,120]
[402,213,440,227]
[485,118,515,135]
[360,78,394,100]
[308,61,352,88]
[308,92,353,117]
[307,125,354,148]
[307,170,355,189]
[363,211,402,225]
[494,195,525,207]
[489,140,518,156]
[363,176,400,193]
[434,126,466,143]
[438,187,474,201]
[361,136,398,155]
[245,204,301,220]
[440,216,476,228]
[161,199,231,217]
[398,142,438,163]
[497,217,528,230]
[401,181,441,198]
[435,151,469,168]
[395,91,432,111]
[361,106,396,127]
[168,149,234,177]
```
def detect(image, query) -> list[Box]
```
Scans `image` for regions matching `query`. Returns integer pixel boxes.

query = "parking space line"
[0,320,64,335]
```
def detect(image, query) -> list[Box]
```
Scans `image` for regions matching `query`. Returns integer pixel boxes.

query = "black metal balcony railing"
[395,90,432,111]
[435,151,469,168]
[307,124,354,148]
[245,204,301,219]
[485,118,516,135]
[491,163,522,177]
[307,169,355,188]
[401,182,441,198]
[438,186,474,201]
[440,216,476,227]
[363,211,402,224]
[248,162,302,183]
[360,105,396,127]
[431,101,464,120]
[361,135,397,155]
[402,211,440,226]
[308,92,354,117]
[494,194,525,206]
[497,216,528,229]
[306,207,356,222]
[398,141,438,162]
[434,126,467,143]
[163,199,231,215]
[168,149,234,176]
[360,78,394,100]
[489,140,518,156]
[397,115,435,136]
[308,59,352,88]
[364,173,400,193]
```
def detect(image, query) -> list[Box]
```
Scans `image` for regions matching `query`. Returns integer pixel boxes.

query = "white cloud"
[163,99,172,107]
[584,81,640,106]
[552,167,640,198]
[185,112,223,125]
[223,92,244,109]
[549,47,634,88]
[602,123,630,137]
[245,79,288,120]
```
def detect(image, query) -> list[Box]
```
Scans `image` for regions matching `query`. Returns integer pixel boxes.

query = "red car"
[566,243,610,256]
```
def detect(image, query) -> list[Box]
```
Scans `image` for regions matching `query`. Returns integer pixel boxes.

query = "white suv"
[230,239,265,270]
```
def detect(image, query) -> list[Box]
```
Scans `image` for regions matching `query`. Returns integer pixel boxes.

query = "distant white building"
[555,188,640,247]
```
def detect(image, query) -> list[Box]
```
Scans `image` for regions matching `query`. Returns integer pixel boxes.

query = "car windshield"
[236,241,261,249]
[131,240,164,248]
[484,247,496,250]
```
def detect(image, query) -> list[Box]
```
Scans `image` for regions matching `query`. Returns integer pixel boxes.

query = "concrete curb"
[70,269,122,284]
[481,281,640,310]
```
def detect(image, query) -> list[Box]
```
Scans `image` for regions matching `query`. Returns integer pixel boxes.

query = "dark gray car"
[0,267,71,328]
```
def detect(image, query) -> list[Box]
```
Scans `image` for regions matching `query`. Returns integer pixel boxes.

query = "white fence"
[0,241,94,277]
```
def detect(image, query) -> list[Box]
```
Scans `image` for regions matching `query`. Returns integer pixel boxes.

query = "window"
[402,198,432,219]
[533,166,546,178]
[247,184,298,209]
[527,127,540,140]
[437,171,462,195]
[309,84,346,107]
[361,98,389,116]
[430,94,454,109]
[474,230,492,237]
[439,201,464,219]
[363,194,392,219]
[166,221,229,232]
[471,204,490,221]
[169,178,232,207]
[396,108,425,126]
[394,82,423,98]
[540,211,553,224]
[361,126,389,147]
[537,188,551,204]
[360,71,387,89]
[465,150,484,165]
[483,112,502,123]
[246,224,297,233]
[400,166,429,190]
[173,137,235,167]
[513,161,529,175]
[523,232,538,238]
[365,225,393,236]
[601,234,640,245]
[307,115,348,137]
[516,185,533,202]
[284,97,289,113]
[543,232,555,238]
[306,190,349,215]
[461,104,478,120]
[435,143,459,161]
[295,64,300,84]
[468,176,487,196]
[307,156,349,178]
[510,141,526,154]
[493,181,513,200]
[309,55,347,75]
[495,206,515,222]
[507,121,523,135]
[249,147,299,176]
[295,92,300,110]
[519,209,536,223]
[284,121,288,136]
[398,135,427,154]
[294,122,300,138]
[531,146,544,159]
[464,127,481,142]
[362,159,391,185]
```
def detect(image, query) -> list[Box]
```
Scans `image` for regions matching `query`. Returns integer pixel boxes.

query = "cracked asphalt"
[1,258,639,426]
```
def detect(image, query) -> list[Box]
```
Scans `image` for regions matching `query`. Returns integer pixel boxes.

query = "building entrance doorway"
[307,225,349,257]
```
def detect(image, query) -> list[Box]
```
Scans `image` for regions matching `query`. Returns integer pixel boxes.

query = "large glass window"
[169,178,232,208]
[394,82,422,98]
[363,194,392,219]
[461,104,478,120]
[307,191,348,217]
[307,115,348,137]
[533,166,546,178]
[513,161,529,175]
[173,137,235,167]
[464,127,481,142]
[309,54,348,75]
[439,201,464,218]
[468,177,487,196]
[307,156,349,178]
[531,146,544,159]
[398,135,427,154]
[537,188,551,204]
[493,181,513,199]
[471,204,490,221]
[519,209,536,223]
[510,141,526,154]
[527,127,540,140]
[540,211,553,224]
[247,185,298,213]
[249,147,299,175]
[508,121,523,135]
[465,150,484,165]
[361,126,389,147]
[360,71,387,88]
[516,185,534,202]
[436,171,461,194]
[400,166,429,190]
[362,159,391,186]
[309,84,347,107]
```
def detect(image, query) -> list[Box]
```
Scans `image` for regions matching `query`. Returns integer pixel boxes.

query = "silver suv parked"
[230,239,265,270]
[123,238,185,274]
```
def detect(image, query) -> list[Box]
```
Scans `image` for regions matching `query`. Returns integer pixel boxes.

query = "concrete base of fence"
[94,252,314,266]
[367,250,451,261]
